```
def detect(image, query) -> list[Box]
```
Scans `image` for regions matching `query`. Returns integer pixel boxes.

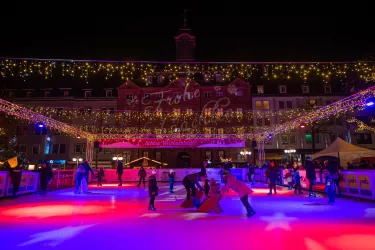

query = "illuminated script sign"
[99,138,245,149]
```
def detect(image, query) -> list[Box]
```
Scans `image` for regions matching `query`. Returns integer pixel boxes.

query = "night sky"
[1,8,374,62]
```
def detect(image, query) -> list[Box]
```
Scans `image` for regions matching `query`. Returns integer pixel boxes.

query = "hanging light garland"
[347,117,375,133]
[1,58,375,83]
[254,86,375,139]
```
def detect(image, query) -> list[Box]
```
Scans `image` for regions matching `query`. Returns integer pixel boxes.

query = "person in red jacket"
[220,173,256,217]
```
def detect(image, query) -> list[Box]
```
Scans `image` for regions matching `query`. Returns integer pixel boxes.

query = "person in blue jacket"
[168,169,175,193]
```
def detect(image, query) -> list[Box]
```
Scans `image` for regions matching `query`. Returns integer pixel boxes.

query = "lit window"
[204,73,210,83]
[216,92,223,97]
[257,86,264,94]
[204,108,212,116]
[255,101,262,110]
[263,101,270,110]
[216,108,223,116]
[218,128,224,134]
[156,108,162,116]
[186,109,193,115]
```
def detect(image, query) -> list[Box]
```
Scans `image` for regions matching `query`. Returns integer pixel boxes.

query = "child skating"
[97,167,105,186]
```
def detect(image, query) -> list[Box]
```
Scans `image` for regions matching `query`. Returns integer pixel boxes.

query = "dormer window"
[324,85,331,93]
[63,91,69,97]
[146,75,153,84]
[126,94,133,100]
[144,93,151,99]
[279,85,287,94]
[106,90,112,97]
[215,73,222,82]
[257,86,264,94]
[157,74,164,84]
[44,91,50,97]
[84,91,91,97]
[302,85,309,93]
[204,73,210,83]
[204,92,211,98]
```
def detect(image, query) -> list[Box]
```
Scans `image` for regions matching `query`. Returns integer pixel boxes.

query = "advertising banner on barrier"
[339,174,348,193]
[7,171,39,196]
[359,174,372,196]
[347,174,359,194]
[58,170,75,188]
[99,138,245,148]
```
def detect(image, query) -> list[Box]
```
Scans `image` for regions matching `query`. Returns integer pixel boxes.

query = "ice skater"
[97,167,105,186]
[137,166,146,187]
[293,169,303,195]
[74,164,86,194]
[168,169,175,193]
[148,170,158,211]
[182,171,205,207]
[39,162,52,195]
[220,172,256,217]
[305,157,317,197]
[325,173,336,204]
[266,161,278,195]
[116,160,123,186]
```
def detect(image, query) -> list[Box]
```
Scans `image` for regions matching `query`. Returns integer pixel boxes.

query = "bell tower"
[175,10,196,61]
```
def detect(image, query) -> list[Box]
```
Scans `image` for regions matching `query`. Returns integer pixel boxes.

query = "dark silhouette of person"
[327,160,342,198]
[182,171,205,207]
[266,161,278,195]
[148,170,158,211]
[116,161,124,186]
[40,162,52,195]
[137,166,147,187]
[305,157,317,197]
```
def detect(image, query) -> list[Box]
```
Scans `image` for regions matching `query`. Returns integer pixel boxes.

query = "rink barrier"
[1,168,375,200]
[278,168,375,200]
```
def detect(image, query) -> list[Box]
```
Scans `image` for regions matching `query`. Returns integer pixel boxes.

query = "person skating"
[74,164,86,194]
[83,161,94,184]
[182,171,205,207]
[327,160,342,198]
[168,169,175,193]
[148,170,158,211]
[265,161,278,195]
[39,162,52,195]
[220,173,256,217]
[137,166,147,187]
[325,173,336,204]
[305,157,317,197]
[116,161,123,186]
[293,169,303,195]
[97,167,105,186]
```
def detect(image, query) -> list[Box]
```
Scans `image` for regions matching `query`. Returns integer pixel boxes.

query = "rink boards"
[1,168,375,200]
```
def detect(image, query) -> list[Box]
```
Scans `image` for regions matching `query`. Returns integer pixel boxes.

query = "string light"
[347,117,375,133]
[1,58,375,83]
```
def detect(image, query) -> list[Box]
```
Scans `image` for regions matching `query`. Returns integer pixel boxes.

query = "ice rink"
[1,182,375,250]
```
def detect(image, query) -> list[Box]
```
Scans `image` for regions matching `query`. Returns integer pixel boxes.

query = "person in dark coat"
[137,166,147,187]
[265,161,278,195]
[97,167,105,186]
[148,170,158,211]
[40,162,52,195]
[116,161,124,186]
[327,160,342,197]
[218,166,225,183]
[9,164,22,198]
[168,169,175,193]
[305,157,317,197]
[83,161,94,184]
[182,171,205,207]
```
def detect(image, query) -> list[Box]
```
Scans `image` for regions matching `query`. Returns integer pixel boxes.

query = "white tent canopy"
[312,137,375,167]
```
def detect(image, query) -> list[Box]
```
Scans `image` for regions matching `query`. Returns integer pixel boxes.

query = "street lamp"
[284,149,296,162]
[240,150,251,161]
[72,157,83,167]
[112,156,124,161]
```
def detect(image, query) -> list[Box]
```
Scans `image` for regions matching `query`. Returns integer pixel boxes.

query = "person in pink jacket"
[220,173,256,217]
